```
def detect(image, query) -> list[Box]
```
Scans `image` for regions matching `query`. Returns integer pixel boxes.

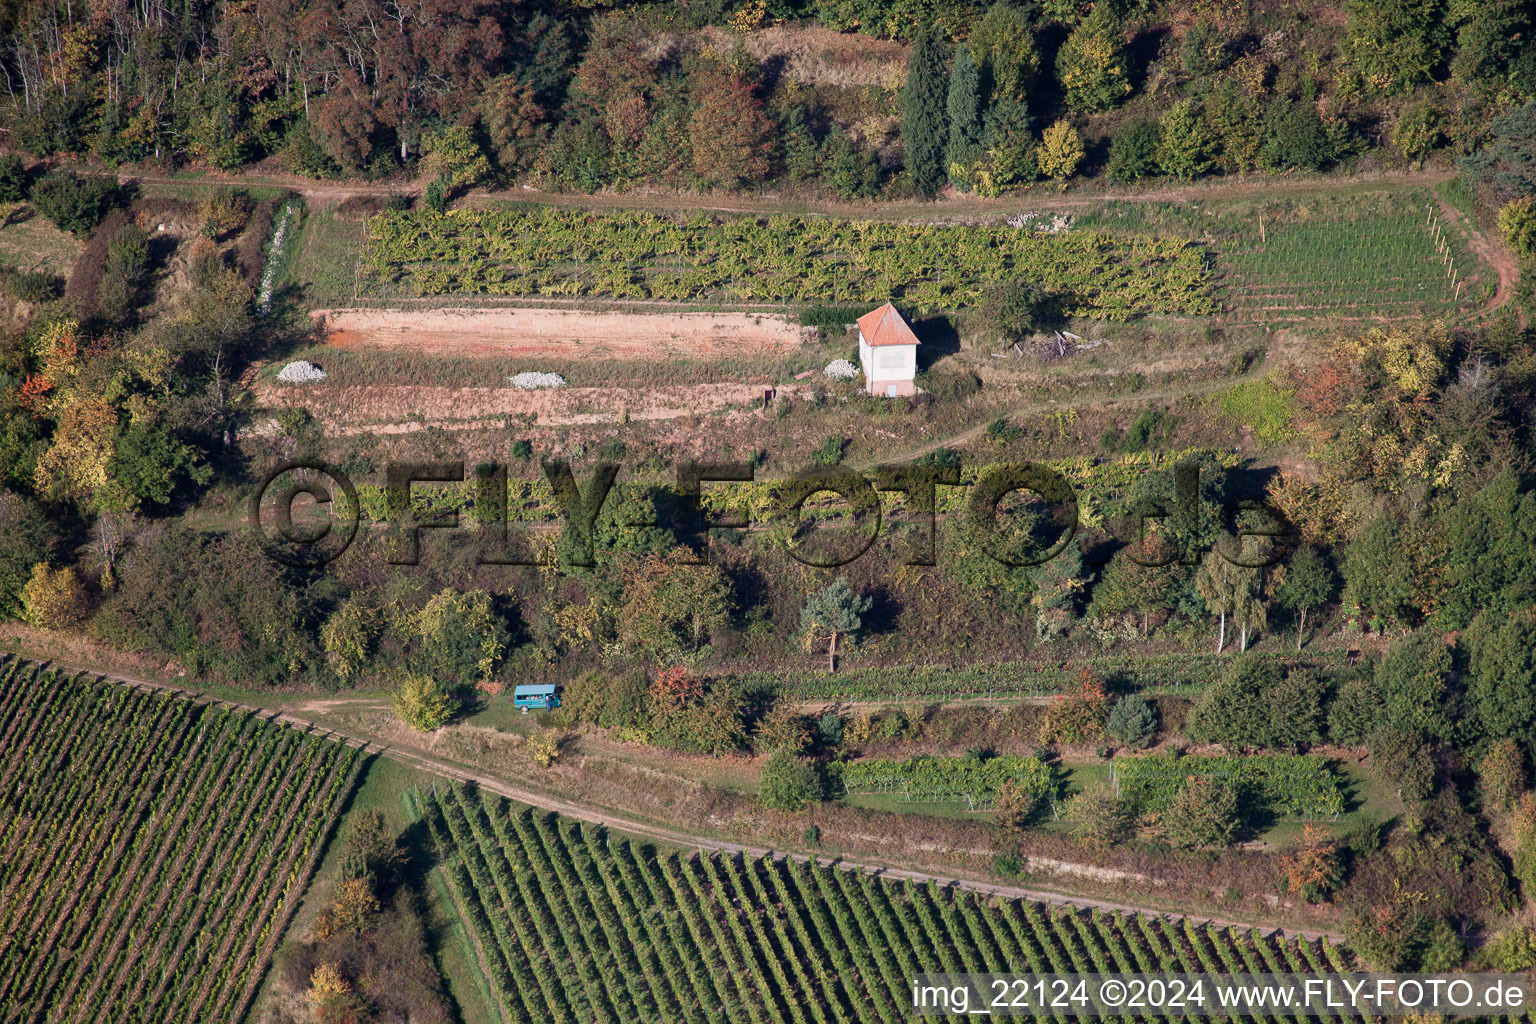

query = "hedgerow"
[830,753,1053,807]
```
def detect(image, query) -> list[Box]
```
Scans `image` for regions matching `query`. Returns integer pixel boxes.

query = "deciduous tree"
[690,73,776,188]
[1156,99,1216,180]
[1064,782,1132,846]
[1195,548,1265,653]
[969,1,1042,106]
[20,563,86,629]
[1165,774,1240,849]
[1037,119,1084,182]
[1276,546,1334,649]
[759,749,821,811]
[1056,6,1130,113]
[393,673,459,732]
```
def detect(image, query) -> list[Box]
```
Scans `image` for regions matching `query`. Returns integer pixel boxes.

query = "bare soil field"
[313,306,806,358]
[254,380,798,431]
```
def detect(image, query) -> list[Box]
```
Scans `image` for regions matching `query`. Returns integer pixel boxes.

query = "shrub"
[30,171,118,234]
[1164,774,1240,849]
[1104,693,1158,749]
[1039,670,1109,744]
[1499,197,1536,259]
[199,186,253,238]
[527,731,562,767]
[21,563,87,629]
[1478,738,1526,811]
[0,155,28,201]
[99,223,152,321]
[392,674,459,731]
[798,304,862,335]
[320,599,380,682]
[1119,409,1177,453]
[423,177,448,213]
[1063,782,1132,845]
[756,704,814,753]
[1484,927,1536,972]
[0,267,61,302]
[973,278,1050,342]
[1211,377,1296,444]
[759,749,821,811]
[1279,823,1343,902]
[811,435,847,466]
[1106,118,1160,182]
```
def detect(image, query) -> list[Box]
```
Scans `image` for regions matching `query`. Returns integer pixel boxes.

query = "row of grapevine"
[419,784,1346,1024]
[0,659,362,1024]
[1220,200,1481,317]
[361,206,1217,319]
[830,754,1053,807]
[1112,754,1344,820]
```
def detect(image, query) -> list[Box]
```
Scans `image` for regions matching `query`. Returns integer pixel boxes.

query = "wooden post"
[1259,214,1265,243]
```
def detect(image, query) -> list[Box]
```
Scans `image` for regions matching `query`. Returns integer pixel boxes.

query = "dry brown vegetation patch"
[255,380,797,431]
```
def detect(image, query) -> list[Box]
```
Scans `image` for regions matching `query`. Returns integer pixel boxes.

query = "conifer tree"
[901,25,950,195]
[946,44,983,181]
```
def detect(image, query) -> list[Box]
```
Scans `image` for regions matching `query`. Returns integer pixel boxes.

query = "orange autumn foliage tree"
[649,665,705,716]
[1039,669,1110,744]
[1280,823,1343,903]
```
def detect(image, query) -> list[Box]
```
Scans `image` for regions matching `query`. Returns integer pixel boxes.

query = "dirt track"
[19,654,1340,942]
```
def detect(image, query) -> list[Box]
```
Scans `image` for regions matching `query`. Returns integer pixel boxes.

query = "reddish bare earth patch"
[313,307,805,358]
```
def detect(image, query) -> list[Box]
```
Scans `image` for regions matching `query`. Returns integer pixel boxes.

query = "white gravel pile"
[508,371,567,389]
[276,360,327,383]
[823,359,860,380]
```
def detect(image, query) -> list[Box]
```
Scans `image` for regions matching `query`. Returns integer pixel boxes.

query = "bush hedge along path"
[18,655,1341,945]
[416,784,1354,1024]
[0,658,362,1024]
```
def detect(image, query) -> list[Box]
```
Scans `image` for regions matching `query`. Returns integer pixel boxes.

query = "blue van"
[513,683,560,712]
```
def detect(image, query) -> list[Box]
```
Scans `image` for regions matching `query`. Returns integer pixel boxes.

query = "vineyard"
[0,660,362,1024]
[1221,202,1485,319]
[1113,754,1344,820]
[360,206,1216,319]
[734,649,1351,702]
[831,754,1053,809]
[418,784,1353,1024]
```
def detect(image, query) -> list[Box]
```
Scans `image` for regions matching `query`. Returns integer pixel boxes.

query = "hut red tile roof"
[856,303,920,347]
